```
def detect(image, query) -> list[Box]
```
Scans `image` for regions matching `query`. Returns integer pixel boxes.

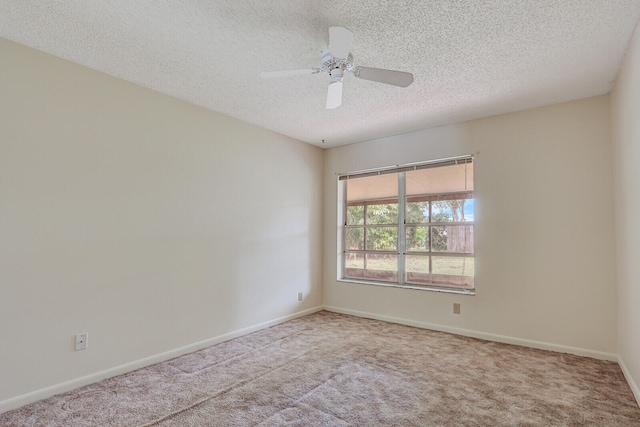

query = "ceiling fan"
[261,27,414,109]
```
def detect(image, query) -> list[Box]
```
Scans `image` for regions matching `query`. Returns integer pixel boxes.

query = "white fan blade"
[326,80,343,109]
[260,68,320,78]
[329,27,353,60]
[353,67,414,87]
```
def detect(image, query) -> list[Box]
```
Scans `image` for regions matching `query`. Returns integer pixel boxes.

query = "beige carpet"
[1,311,639,426]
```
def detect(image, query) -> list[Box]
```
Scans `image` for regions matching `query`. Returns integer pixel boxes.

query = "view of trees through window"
[341,159,474,290]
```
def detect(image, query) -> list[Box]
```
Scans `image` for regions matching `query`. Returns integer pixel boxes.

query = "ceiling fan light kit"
[262,27,414,109]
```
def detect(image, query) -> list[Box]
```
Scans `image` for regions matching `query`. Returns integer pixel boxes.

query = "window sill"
[337,278,475,295]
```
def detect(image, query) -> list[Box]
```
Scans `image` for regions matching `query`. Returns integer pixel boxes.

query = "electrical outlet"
[453,303,461,314]
[297,292,303,302]
[75,333,88,351]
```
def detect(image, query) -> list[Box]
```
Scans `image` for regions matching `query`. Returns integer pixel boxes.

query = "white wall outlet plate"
[75,333,88,351]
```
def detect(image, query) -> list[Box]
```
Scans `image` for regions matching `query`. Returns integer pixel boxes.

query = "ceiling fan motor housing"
[329,68,344,84]
[321,50,354,77]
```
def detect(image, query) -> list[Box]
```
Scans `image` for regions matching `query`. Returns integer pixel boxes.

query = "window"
[339,156,474,292]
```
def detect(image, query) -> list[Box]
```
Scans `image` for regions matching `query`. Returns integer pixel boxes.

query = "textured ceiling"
[1,1,640,148]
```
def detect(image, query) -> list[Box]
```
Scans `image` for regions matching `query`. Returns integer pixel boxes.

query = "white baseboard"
[0,306,323,414]
[618,356,640,407]
[323,305,618,362]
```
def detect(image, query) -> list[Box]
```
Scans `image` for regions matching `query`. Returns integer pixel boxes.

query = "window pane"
[346,205,364,225]
[406,226,429,252]
[406,255,474,288]
[432,256,474,277]
[366,227,397,251]
[345,228,364,250]
[431,256,474,287]
[344,253,398,282]
[406,254,430,273]
[431,226,447,252]
[405,254,430,285]
[465,198,475,222]
[432,200,472,222]
[344,252,364,271]
[366,203,398,225]
[431,225,474,253]
[405,201,429,223]
[365,254,398,281]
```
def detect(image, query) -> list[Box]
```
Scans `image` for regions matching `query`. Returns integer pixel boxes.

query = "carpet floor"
[1,311,639,426]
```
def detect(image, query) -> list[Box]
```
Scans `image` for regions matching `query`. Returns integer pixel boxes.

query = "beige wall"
[0,38,324,406]
[611,22,640,401]
[323,96,617,357]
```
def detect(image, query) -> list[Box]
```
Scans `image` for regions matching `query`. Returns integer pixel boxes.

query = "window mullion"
[341,179,347,280]
[429,201,433,275]
[398,172,406,285]
[363,203,368,271]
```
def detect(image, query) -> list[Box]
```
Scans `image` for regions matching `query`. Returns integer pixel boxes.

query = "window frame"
[338,156,475,294]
